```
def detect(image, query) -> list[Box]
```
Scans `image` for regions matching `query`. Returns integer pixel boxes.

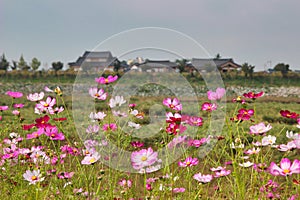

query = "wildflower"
[244,147,261,155]
[81,152,101,165]
[86,125,100,134]
[173,188,185,193]
[54,86,63,96]
[131,147,158,170]
[210,166,226,172]
[214,169,231,177]
[44,126,65,140]
[237,108,254,121]
[166,112,182,123]
[95,75,118,84]
[102,123,117,131]
[201,102,217,112]
[166,122,186,135]
[243,91,264,99]
[23,170,45,184]
[12,110,20,116]
[193,173,213,183]
[178,157,198,167]
[130,141,144,148]
[297,118,300,128]
[112,110,128,117]
[239,161,254,167]
[286,131,299,139]
[118,179,132,188]
[130,110,145,119]
[89,111,106,121]
[269,158,300,176]
[128,121,141,129]
[27,92,44,101]
[167,135,188,148]
[232,96,246,104]
[249,122,272,135]
[207,88,226,101]
[0,106,9,111]
[187,116,203,126]
[278,141,297,152]
[280,110,299,119]
[57,172,74,179]
[6,91,23,98]
[37,96,56,110]
[89,87,107,100]
[163,98,182,111]
[26,128,44,139]
[253,163,268,172]
[261,135,276,146]
[109,96,126,108]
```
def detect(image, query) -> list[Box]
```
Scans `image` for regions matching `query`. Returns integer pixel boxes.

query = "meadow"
[0,73,300,200]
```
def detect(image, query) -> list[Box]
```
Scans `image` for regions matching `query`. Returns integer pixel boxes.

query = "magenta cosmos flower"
[0,106,9,111]
[102,123,117,131]
[163,98,182,111]
[237,108,254,121]
[23,170,44,185]
[178,157,198,167]
[269,158,300,176]
[193,173,213,183]
[6,91,23,98]
[207,88,226,101]
[201,102,217,112]
[243,91,264,99]
[187,116,203,126]
[131,147,158,170]
[95,75,118,84]
[13,104,24,109]
[280,110,299,119]
[44,126,65,140]
[249,122,272,135]
[89,87,107,100]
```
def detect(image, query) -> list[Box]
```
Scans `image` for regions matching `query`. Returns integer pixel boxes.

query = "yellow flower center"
[44,103,49,107]
[90,158,96,163]
[105,78,109,83]
[31,175,38,180]
[186,161,191,166]
[141,156,147,161]
[283,169,290,174]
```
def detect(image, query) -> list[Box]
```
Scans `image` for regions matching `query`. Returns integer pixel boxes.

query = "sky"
[1,0,300,71]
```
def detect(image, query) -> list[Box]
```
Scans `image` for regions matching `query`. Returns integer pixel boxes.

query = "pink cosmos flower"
[187,116,203,126]
[207,88,226,101]
[269,158,300,176]
[210,166,226,172]
[178,157,198,167]
[214,169,231,177]
[26,128,44,139]
[130,141,144,148]
[243,91,264,99]
[201,102,217,112]
[44,126,65,140]
[0,116,2,121]
[166,122,186,135]
[81,152,101,165]
[86,125,100,134]
[280,110,299,119]
[89,111,106,121]
[297,118,300,128]
[173,188,185,193]
[249,122,272,135]
[23,170,44,185]
[102,123,117,131]
[237,108,254,121]
[167,135,188,148]
[27,92,44,101]
[118,179,132,188]
[244,147,261,155]
[278,141,297,151]
[49,106,64,115]
[12,110,20,116]
[131,147,158,170]
[261,135,276,146]
[95,75,118,84]
[166,112,182,123]
[57,172,74,179]
[89,87,107,100]
[13,104,24,109]
[193,173,213,183]
[0,106,9,111]
[6,91,23,98]
[163,98,182,111]
[37,96,56,110]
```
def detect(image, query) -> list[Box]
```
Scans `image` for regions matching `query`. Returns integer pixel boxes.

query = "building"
[191,58,241,72]
[68,51,118,72]
[132,60,178,72]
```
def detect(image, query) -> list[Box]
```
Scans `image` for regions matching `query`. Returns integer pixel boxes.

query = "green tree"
[11,61,18,70]
[215,53,221,59]
[241,62,255,78]
[274,63,289,78]
[31,57,41,71]
[18,55,30,70]
[176,59,188,73]
[0,54,10,71]
[52,61,63,75]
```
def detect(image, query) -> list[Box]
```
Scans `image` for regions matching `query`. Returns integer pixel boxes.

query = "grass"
[0,78,300,199]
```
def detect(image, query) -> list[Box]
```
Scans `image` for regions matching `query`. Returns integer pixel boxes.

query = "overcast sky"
[1,0,300,71]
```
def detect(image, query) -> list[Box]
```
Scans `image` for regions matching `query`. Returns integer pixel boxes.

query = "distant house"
[191,58,241,72]
[133,60,178,72]
[68,51,118,72]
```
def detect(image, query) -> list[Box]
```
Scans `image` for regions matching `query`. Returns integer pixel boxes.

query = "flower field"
[0,75,300,200]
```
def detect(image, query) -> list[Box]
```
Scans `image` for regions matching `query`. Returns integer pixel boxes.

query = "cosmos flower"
[118,179,132,188]
[128,121,141,129]
[131,147,158,170]
[102,123,117,131]
[201,102,217,112]
[269,158,300,176]
[6,91,23,98]
[239,161,254,167]
[44,126,65,140]
[89,87,107,100]
[280,110,299,119]
[236,108,254,121]
[0,106,9,111]
[13,104,24,109]
[243,91,264,99]
[89,112,106,121]
[193,173,213,183]
[249,122,272,135]
[178,157,198,167]
[23,170,44,185]
[27,92,44,102]
[163,98,182,111]
[109,96,126,108]
[214,169,231,177]
[207,88,226,101]
[81,152,101,165]
[261,135,276,146]
[95,75,118,84]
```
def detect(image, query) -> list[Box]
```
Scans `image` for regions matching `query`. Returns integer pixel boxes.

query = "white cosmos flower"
[128,121,141,129]
[109,96,126,108]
